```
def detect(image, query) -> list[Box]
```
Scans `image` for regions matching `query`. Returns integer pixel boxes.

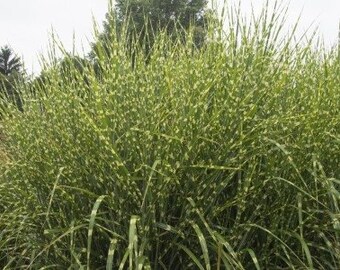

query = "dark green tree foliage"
[114,0,208,33]
[90,0,209,62]
[0,46,21,76]
[0,46,23,111]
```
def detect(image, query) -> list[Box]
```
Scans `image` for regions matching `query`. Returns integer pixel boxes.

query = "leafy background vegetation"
[0,1,339,269]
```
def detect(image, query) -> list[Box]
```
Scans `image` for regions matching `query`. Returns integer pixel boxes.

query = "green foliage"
[0,46,22,76]
[0,2,339,269]
[90,0,209,61]
[114,0,208,31]
[0,45,24,112]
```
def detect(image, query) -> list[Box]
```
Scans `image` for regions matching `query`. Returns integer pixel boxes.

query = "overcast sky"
[221,0,340,46]
[0,0,339,74]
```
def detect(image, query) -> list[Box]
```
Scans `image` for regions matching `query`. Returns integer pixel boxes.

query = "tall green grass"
[0,2,339,269]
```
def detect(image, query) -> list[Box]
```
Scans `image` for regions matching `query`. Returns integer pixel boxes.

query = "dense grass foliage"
[0,4,339,269]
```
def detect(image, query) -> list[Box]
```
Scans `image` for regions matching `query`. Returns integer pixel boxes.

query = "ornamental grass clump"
[0,2,339,269]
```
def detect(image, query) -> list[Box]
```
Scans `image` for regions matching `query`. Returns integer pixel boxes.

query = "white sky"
[216,0,340,47]
[0,0,108,74]
[0,0,339,74]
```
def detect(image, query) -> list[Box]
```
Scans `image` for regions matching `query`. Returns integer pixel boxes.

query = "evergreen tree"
[0,45,24,111]
[0,46,22,76]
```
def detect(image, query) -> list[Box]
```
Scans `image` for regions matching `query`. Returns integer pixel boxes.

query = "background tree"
[0,45,24,111]
[90,0,209,62]
[114,0,208,34]
[0,46,22,76]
